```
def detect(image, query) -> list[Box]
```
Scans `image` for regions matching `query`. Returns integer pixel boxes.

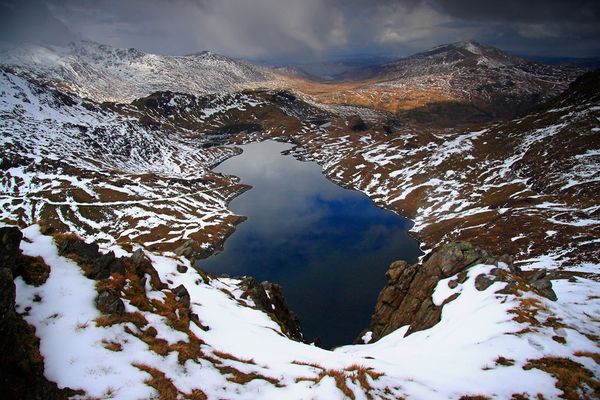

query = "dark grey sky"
[1,0,599,62]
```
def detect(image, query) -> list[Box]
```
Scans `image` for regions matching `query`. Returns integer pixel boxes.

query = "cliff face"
[368,242,560,342]
[369,242,494,341]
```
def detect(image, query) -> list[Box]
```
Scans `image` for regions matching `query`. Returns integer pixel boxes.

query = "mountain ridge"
[0,40,275,103]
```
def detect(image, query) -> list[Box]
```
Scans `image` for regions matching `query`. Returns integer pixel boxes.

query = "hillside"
[0,39,599,399]
[284,41,583,126]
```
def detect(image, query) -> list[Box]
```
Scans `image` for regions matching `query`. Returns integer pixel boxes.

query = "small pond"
[198,140,422,349]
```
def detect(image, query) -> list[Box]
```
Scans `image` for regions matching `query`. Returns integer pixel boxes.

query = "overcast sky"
[1,0,599,63]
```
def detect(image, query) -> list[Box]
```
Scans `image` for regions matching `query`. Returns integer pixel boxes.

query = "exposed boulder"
[131,248,167,291]
[348,115,368,132]
[174,239,212,263]
[59,236,131,281]
[474,273,496,291]
[177,264,188,273]
[239,277,303,342]
[173,284,191,309]
[369,242,503,342]
[0,226,23,275]
[95,290,125,315]
[527,271,558,301]
[58,238,100,262]
[90,251,125,280]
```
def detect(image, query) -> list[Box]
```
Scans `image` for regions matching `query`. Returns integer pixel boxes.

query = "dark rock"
[0,227,76,399]
[261,282,303,342]
[130,249,166,291]
[348,115,368,131]
[59,238,100,262]
[131,249,153,277]
[90,251,125,280]
[131,249,146,271]
[0,227,23,275]
[528,271,557,301]
[174,239,211,263]
[95,291,125,315]
[239,277,303,342]
[368,242,497,342]
[173,284,190,308]
[177,265,188,273]
[475,274,495,291]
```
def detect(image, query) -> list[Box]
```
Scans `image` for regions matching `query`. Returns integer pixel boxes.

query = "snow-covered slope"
[0,41,274,103]
[9,224,599,399]
[0,69,245,252]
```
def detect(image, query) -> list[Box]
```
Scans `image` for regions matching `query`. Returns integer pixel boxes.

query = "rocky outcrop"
[368,241,561,343]
[239,277,303,342]
[174,239,213,264]
[95,290,125,315]
[526,270,558,301]
[369,242,507,342]
[0,227,77,400]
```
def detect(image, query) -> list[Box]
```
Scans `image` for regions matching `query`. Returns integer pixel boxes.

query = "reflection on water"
[198,140,422,348]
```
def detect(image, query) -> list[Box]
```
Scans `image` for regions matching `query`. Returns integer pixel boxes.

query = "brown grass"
[509,297,547,326]
[96,273,127,295]
[204,353,282,387]
[345,364,385,393]
[293,361,384,400]
[18,255,51,286]
[495,357,515,367]
[52,231,81,248]
[150,291,190,332]
[213,350,256,365]
[95,311,149,329]
[223,367,282,386]
[169,333,204,365]
[133,364,179,400]
[296,369,356,399]
[574,352,600,364]
[523,357,600,399]
[101,340,123,352]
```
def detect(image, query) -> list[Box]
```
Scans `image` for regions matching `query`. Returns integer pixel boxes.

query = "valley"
[1,39,599,399]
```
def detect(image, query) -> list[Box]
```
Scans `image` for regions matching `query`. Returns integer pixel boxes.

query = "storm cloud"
[1,0,599,62]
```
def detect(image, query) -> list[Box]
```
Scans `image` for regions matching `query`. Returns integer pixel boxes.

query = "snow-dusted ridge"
[0,40,274,103]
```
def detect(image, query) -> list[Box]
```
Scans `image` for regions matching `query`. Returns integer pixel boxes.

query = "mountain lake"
[198,140,422,349]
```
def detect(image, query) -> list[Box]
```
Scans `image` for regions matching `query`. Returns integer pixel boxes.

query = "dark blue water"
[198,140,422,348]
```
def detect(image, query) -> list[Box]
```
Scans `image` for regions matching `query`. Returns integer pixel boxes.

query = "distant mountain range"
[0,40,585,123]
[0,40,274,103]
[277,41,584,126]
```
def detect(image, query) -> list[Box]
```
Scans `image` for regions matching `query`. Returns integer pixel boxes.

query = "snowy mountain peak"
[453,40,484,54]
[0,41,274,103]
[414,40,522,68]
